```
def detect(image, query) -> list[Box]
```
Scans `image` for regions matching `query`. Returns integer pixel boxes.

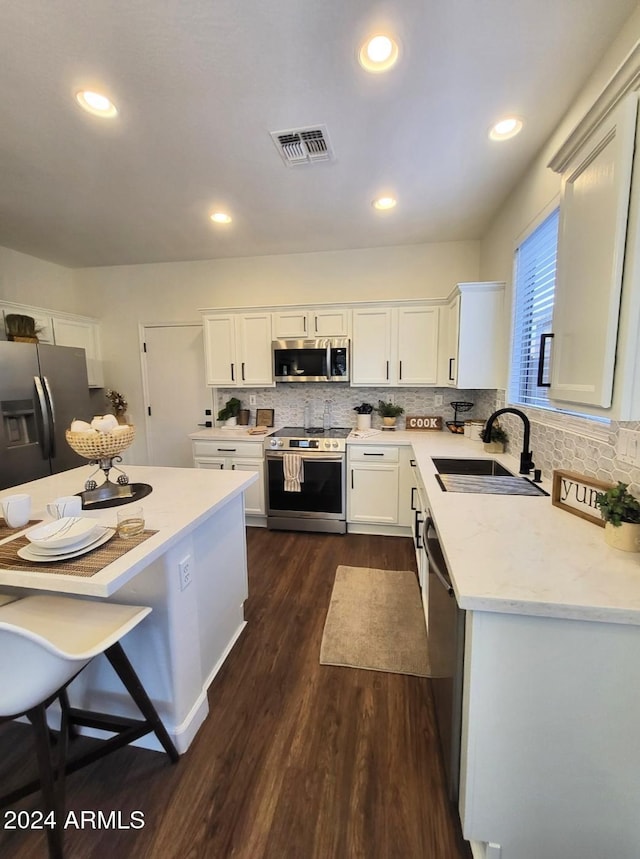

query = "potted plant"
[106,389,129,425]
[353,402,374,430]
[595,482,640,551]
[5,313,43,343]
[376,399,404,429]
[483,424,508,454]
[217,397,242,427]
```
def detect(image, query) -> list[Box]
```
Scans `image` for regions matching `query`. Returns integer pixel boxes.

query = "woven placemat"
[0,519,42,540]
[0,529,157,577]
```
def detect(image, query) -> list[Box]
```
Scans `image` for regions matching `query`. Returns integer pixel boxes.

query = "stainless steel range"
[264,427,350,533]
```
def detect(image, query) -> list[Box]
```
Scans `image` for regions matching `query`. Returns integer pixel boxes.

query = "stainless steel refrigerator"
[0,341,93,489]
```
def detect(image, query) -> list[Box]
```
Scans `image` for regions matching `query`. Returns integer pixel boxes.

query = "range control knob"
[332,440,339,449]
[269,439,278,447]
[277,439,284,448]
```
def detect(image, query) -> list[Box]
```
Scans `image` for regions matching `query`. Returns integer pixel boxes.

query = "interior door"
[142,324,212,467]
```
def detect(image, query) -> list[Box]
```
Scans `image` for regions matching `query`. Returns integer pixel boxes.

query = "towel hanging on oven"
[283,453,304,492]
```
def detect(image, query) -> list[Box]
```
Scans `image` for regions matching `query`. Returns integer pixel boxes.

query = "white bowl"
[26,517,100,550]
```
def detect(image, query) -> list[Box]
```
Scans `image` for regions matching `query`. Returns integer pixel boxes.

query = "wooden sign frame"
[551,469,613,527]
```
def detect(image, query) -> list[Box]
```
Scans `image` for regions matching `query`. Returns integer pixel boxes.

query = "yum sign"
[551,469,613,527]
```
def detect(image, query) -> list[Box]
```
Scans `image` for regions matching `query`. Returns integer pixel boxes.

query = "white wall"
[0,246,87,315]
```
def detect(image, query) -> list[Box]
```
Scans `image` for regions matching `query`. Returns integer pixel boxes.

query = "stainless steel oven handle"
[326,342,331,380]
[424,516,454,596]
[266,452,344,463]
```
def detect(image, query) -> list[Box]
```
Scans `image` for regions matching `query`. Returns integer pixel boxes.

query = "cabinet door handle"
[241,362,245,381]
[314,315,318,334]
[303,317,307,334]
[414,509,424,549]
[351,469,354,489]
[217,448,237,452]
[537,333,554,387]
[230,363,235,382]
[363,452,384,456]
[411,485,417,510]
[399,360,402,380]
[448,357,455,381]
[386,360,389,380]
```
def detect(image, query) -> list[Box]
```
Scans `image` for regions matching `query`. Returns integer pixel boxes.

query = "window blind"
[510,209,560,407]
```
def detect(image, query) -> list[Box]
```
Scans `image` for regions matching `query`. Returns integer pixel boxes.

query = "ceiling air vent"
[270,125,335,166]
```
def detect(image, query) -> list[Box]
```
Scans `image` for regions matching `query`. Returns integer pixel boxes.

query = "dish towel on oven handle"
[283,453,304,492]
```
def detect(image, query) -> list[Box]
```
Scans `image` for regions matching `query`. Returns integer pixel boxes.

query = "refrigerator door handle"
[42,376,56,458]
[34,376,51,460]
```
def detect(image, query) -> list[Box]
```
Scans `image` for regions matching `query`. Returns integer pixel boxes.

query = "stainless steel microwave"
[272,338,350,382]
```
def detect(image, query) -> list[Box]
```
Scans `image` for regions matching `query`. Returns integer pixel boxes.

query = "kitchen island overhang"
[0,465,258,753]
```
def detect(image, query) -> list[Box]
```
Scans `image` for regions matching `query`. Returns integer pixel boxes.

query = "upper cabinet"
[203,311,273,387]
[272,308,350,339]
[548,94,638,413]
[443,282,505,389]
[352,305,439,386]
[51,317,104,388]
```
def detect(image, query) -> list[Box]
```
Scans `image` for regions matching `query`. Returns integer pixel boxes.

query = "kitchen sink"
[432,457,513,477]
[432,458,549,496]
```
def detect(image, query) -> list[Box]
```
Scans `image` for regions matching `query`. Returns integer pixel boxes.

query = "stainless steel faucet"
[482,407,535,475]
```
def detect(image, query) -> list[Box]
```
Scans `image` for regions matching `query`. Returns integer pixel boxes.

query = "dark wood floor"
[0,529,470,858]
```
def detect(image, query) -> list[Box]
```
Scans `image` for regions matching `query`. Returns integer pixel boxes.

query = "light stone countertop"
[395,431,640,626]
[189,427,269,441]
[0,465,256,597]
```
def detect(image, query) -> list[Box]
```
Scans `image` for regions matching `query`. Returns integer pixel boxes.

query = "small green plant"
[353,402,374,414]
[376,399,404,418]
[217,397,242,421]
[488,424,508,444]
[595,482,640,527]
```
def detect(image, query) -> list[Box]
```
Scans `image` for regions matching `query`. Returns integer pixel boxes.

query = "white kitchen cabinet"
[272,307,350,339]
[347,445,400,525]
[203,312,273,387]
[51,317,104,388]
[192,438,265,517]
[442,282,505,389]
[548,93,637,411]
[352,305,439,386]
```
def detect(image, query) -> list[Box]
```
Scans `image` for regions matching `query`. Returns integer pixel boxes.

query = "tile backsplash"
[216,385,497,432]
[216,385,640,495]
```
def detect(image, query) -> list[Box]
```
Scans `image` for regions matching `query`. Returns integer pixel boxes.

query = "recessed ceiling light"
[372,196,397,211]
[489,116,523,141]
[210,212,232,225]
[75,90,118,118]
[359,34,399,73]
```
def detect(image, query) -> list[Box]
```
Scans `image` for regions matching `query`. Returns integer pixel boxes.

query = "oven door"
[266,451,346,529]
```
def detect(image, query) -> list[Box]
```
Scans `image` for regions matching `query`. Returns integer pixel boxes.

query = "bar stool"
[0,594,179,859]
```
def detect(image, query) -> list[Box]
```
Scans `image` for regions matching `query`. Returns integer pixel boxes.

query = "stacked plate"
[19,517,115,563]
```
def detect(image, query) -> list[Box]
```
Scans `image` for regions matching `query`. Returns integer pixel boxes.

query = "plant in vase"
[353,402,374,430]
[595,482,640,552]
[217,397,242,427]
[106,389,129,425]
[376,400,404,429]
[483,424,508,453]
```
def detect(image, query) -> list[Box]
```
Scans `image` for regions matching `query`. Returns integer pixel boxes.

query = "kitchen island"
[0,465,257,753]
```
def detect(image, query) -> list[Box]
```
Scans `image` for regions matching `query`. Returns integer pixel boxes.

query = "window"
[510,209,559,408]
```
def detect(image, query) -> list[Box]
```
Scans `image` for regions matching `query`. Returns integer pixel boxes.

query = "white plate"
[18,528,116,563]
[25,517,100,549]
[26,526,111,557]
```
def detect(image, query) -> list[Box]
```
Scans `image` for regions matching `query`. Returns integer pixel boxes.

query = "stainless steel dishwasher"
[424,514,466,802]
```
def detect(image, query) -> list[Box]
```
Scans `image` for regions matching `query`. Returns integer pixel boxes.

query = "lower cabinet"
[347,445,400,526]
[192,439,265,517]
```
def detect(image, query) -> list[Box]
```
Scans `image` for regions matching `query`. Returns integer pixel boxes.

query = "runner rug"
[320,565,429,677]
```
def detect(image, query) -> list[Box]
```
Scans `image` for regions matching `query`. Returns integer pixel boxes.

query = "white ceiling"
[0,0,637,269]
